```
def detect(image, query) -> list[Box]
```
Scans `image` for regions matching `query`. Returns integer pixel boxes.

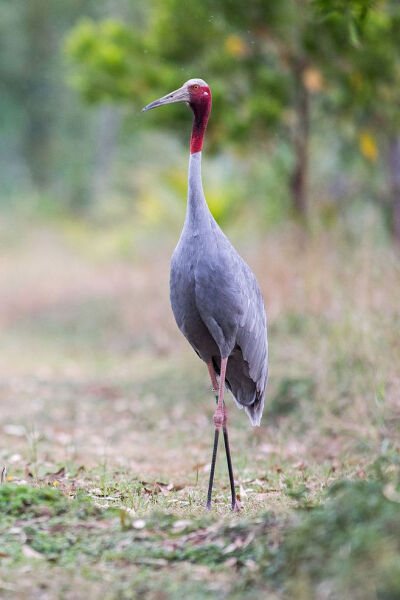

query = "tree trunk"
[90,0,122,206]
[290,61,310,218]
[23,0,52,188]
[388,136,400,243]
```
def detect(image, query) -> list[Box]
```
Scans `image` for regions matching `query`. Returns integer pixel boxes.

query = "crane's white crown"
[183,78,208,87]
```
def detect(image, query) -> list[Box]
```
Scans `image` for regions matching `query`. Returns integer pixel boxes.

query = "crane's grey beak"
[142,85,190,112]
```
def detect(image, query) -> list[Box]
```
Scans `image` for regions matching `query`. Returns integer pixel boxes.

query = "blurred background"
[2,0,400,235]
[1,0,400,478]
[1,0,400,432]
[1,2,400,597]
[1,0,400,374]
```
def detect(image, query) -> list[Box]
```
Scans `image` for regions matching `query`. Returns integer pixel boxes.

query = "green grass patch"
[267,376,315,418]
[1,456,399,599]
[272,457,400,599]
[0,484,67,517]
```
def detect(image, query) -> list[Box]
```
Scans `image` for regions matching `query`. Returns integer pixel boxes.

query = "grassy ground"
[0,221,399,599]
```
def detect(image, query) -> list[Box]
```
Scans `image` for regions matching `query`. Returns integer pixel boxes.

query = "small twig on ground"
[1,466,7,484]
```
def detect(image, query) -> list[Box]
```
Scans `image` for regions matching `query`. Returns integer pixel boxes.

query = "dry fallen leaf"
[192,462,207,471]
[22,545,43,559]
[239,483,247,499]
[44,466,65,481]
[172,520,192,532]
[383,483,400,503]
[244,559,258,572]
[132,519,146,529]
[223,557,237,567]
[8,454,22,464]
[3,425,25,437]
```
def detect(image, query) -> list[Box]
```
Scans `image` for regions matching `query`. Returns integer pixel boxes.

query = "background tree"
[0,0,126,206]
[314,0,400,240]
[65,0,389,222]
[2,0,400,238]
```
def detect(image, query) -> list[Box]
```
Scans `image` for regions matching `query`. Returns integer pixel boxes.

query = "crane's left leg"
[206,359,240,511]
[207,361,219,393]
[222,407,240,511]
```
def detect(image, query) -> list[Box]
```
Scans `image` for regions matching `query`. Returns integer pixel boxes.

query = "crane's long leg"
[212,356,227,427]
[206,358,239,511]
[205,358,227,509]
[206,428,219,510]
[222,410,240,511]
[207,361,219,392]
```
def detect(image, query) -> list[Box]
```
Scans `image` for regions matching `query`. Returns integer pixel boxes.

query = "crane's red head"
[142,78,212,154]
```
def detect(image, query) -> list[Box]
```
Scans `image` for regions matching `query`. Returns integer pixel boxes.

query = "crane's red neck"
[189,85,212,154]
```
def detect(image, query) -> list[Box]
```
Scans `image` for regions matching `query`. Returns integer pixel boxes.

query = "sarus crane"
[142,79,268,511]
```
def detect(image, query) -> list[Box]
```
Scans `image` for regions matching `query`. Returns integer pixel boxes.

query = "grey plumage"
[170,152,268,425]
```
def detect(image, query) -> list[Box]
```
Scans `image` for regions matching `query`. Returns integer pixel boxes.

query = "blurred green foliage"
[62,0,400,234]
[1,0,400,237]
[66,18,150,104]
[267,376,315,418]
[275,461,400,599]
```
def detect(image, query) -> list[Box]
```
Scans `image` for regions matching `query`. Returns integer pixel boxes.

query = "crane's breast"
[170,246,218,362]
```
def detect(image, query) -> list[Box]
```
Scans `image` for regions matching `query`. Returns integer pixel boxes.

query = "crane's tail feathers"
[228,387,265,426]
[244,393,265,427]
[231,395,243,410]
